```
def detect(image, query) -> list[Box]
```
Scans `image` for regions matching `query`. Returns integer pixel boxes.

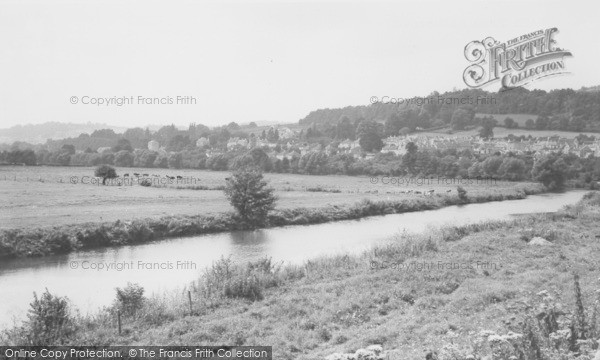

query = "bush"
[114,283,145,317]
[25,289,73,344]
[457,186,468,202]
[223,275,263,301]
[201,257,285,302]
[126,220,153,243]
[43,231,75,253]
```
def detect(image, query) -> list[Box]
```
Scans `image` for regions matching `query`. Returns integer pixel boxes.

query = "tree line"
[300,87,600,134]
[2,142,598,190]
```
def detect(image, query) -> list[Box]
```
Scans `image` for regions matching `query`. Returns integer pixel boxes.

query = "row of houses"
[380,135,600,158]
[138,130,600,160]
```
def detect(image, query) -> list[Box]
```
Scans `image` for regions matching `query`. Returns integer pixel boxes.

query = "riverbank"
[0,184,544,259]
[2,192,599,359]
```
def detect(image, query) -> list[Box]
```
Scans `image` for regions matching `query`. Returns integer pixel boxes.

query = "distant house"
[579,146,594,158]
[381,143,406,156]
[338,139,360,152]
[196,137,210,148]
[226,137,249,150]
[97,147,112,153]
[277,127,297,140]
[148,140,160,152]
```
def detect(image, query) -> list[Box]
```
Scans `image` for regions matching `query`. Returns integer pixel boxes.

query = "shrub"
[42,231,75,253]
[223,275,263,301]
[457,186,468,202]
[25,289,73,345]
[114,283,145,317]
[126,220,153,243]
[201,257,285,302]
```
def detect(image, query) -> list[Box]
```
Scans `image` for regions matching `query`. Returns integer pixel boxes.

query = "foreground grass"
[3,193,600,359]
[0,185,543,259]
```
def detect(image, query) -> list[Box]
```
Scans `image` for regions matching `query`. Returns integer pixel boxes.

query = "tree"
[336,116,355,140]
[168,152,183,169]
[498,158,526,181]
[231,148,272,172]
[406,142,418,154]
[481,156,503,177]
[384,113,404,137]
[114,150,134,167]
[531,154,567,190]
[525,119,535,130]
[227,122,241,130]
[535,115,549,130]
[504,117,516,129]
[133,150,157,168]
[61,144,76,155]
[112,138,133,152]
[356,120,384,152]
[450,108,473,131]
[479,117,496,139]
[224,167,277,227]
[266,128,279,142]
[123,127,149,149]
[94,164,117,185]
[402,142,418,174]
[167,134,191,152]
[91,129,118,139]
[154,154,168,168]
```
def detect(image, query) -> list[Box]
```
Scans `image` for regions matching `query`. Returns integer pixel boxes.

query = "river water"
[0,190,586,328]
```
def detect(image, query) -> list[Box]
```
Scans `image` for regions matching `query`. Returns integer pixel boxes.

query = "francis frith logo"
[463,28,572,90]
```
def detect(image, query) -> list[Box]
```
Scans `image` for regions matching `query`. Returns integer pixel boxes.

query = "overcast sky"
[0,0,599,129]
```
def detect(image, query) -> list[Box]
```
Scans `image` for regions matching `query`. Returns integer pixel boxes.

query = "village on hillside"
[131,126,600,161]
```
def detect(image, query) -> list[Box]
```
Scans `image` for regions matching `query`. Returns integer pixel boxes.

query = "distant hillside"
[299,87,600,133]
[0,122,128,144]
[580,85,600,92]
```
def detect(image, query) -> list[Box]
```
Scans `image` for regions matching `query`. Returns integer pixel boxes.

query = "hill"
[0,122,128,145]
[299,87,600,134]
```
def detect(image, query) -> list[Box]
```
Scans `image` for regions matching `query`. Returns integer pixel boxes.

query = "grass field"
[0,166,543,230]
[418,126,598,139]
[475,113,539,127]
[3,192,599,360]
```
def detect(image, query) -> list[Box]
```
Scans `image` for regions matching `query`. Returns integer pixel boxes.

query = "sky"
[0,0,599,129]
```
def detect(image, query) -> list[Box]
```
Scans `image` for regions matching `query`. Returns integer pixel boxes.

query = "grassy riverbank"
[3,193,599,359]
[0,184,543,259]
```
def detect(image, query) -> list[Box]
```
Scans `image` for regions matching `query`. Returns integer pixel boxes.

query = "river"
[0,190,586,328]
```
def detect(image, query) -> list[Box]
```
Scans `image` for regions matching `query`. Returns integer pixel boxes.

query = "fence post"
[188,290,193,315]
[117,310,122,335]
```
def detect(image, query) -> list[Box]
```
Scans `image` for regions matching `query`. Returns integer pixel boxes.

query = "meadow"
[3,192,599,360]
[0,165,543,230]
[418,126,599,139]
